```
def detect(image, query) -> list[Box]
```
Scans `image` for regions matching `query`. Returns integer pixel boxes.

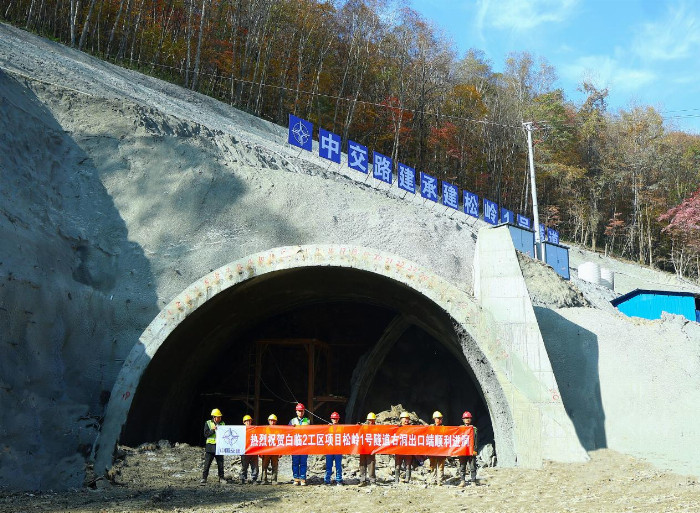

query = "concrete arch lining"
[94,244,516,474]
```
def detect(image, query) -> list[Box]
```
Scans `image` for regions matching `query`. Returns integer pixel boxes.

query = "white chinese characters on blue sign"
[421,173,438,202]
[483,199,498,225]
[286,111,563,238]
[319,128,341,163]
[500,207,514,225]
[348,140,368,174]
[442,182,459,209]
[398,163,416,193]
[464,191,479,218]
[517,214,531,229]
[373,151,393,184]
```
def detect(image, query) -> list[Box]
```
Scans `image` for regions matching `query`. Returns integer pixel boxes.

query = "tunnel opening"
[122,266,492,449]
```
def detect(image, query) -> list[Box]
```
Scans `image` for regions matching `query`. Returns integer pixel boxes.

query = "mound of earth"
[517,252,590,308]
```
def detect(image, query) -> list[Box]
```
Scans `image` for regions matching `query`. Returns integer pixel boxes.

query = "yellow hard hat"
[399,412,410,419]
[432,411,443,418]
[242,415,252,422]
[268,414,278,421]
[366,412,377,420]
[211,408,222,417]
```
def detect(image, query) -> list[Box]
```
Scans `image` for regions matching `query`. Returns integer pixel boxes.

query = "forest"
[2,0,700,279]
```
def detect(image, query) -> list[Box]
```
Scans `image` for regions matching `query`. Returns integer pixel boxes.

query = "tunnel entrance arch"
[95,245,515,473]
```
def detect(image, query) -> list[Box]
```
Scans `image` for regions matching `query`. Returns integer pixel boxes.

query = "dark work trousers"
[359,454,376,484]
[240,455,259,483]
[394,455,412,482]
[458,455,477,483]
[202,445,224,481]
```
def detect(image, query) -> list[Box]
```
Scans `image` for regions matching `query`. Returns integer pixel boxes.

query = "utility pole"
[523,122,542,259]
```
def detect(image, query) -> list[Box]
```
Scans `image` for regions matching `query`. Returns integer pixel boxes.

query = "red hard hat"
[330,412,340,420]
[295,403,305,411]
[462,411,472,419]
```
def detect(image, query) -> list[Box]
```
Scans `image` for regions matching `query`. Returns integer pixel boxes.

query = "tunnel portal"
[122,266,492,447]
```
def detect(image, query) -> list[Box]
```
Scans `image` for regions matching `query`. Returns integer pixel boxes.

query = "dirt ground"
[1,443,697,513]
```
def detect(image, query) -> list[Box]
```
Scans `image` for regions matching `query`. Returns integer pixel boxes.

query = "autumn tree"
[659,187,700,278]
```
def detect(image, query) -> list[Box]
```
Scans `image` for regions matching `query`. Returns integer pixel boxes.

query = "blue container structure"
[611,289,700,322]
[540,242,570,280]
[503,224,570,280]
[507,224,535,258]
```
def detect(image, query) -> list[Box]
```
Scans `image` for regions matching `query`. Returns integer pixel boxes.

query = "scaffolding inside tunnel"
[203,338,347,424]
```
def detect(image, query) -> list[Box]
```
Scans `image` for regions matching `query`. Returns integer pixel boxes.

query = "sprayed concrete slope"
[2,22,699,490]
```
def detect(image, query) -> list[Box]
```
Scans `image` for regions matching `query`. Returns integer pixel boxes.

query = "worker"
[428,411,446,486]
[394,411,413,484]
[324,412,344,485]
[240,415,259,484]
[358,412,377,486]
[289,403,310,486]
[200,408,227,485]
[458,411,478,487]
[261,414,280,485]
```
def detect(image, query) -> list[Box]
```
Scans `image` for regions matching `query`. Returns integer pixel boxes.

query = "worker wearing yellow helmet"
[394,411,413,484]
[261,414,280,485]
[358,412,377,486]
[429,411,446,486]
[200,408,227,485]
[240,415,259,484]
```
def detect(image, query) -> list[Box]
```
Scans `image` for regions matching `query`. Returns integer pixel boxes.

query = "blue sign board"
[500,207,514,225]
[373,151,393,184]
[398,163,416,193]
[517,214,531,229]
[420,173,438,202]
[483,198,498,225]
[347,140,368,174]
[288,114,313,151]
[442,182,459,209]
[548,228,560,244]
[318,128,341,163]
[464,191,479,218]
[286,111,563,236]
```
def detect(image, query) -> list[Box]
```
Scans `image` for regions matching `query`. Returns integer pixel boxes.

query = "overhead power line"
[97,55,525,130]
[4,55,699,135]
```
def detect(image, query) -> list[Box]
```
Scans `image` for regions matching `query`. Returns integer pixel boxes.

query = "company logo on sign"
[223,429,239,446]
[216,426,247,456]
[288,114,313,151]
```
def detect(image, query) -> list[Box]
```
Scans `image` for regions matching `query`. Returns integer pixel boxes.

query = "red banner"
[243,425,474,456]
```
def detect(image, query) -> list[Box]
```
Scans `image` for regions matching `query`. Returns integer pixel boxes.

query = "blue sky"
[408,0,700,134]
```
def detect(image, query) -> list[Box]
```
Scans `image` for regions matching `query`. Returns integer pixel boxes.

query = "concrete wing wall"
[473,226,588,466]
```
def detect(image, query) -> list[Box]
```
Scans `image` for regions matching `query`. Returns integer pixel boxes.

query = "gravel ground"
[1,443,698,513]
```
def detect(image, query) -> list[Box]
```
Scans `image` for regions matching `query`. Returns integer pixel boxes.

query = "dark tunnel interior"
[122,267,492,448]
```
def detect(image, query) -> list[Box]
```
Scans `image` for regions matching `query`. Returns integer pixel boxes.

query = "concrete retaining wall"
[473,226,588,466]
